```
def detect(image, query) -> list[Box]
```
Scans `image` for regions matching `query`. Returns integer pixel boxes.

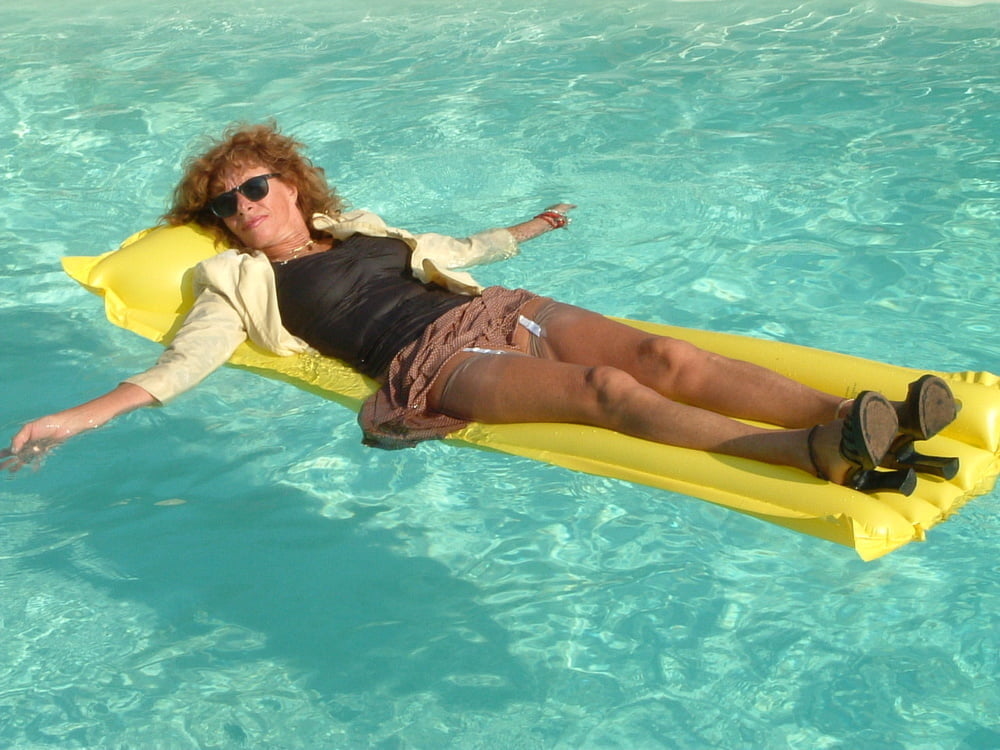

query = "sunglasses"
[208,173,281,218]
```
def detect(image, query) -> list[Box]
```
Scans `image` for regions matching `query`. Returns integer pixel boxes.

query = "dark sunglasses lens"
[209,193,238,218]
[241,175,271,201]
[209,175,272,218]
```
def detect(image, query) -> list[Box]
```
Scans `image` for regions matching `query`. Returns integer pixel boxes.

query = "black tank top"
[270,233,470,379]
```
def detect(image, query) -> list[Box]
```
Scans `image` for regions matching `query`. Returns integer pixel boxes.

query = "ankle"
[834,398,853,421]
[806,421,850,485]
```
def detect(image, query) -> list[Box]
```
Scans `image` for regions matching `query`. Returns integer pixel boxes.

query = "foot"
[895,374,959,439]
[829,376,960,479]
[807,392,916,495]
[884,375,960,478]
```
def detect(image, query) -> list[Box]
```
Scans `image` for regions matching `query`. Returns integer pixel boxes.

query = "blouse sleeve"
[411,227,520,269]
[314,211,520,270]
[122,285,248,404]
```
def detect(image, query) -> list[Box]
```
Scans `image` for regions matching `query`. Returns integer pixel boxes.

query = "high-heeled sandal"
[882,374,960,479]
[807,391,917,496]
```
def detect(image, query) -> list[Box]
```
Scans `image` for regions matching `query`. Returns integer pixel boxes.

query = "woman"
[2,123,958,492]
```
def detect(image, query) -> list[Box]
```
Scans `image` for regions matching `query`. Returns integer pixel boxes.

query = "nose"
[235,191,257,214]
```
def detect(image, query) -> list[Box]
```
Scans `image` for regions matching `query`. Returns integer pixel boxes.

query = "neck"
[262,236,319,263]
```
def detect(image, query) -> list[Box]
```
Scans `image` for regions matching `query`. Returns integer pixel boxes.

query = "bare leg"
[526,301,845,428]
[428,351,855,482]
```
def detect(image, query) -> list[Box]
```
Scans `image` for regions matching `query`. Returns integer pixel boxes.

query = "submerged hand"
[0,437,61,474]
[2,414,92,474]
[2,384,157,474]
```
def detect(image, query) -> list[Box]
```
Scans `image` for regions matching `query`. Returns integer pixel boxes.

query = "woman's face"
[214,163,308,251]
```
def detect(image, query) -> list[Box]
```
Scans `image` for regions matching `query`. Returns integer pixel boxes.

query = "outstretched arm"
[410,202,579,275]
[2,382,157,473]
[505,203,576,243]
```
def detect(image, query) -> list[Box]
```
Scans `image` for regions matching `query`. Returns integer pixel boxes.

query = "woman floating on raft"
[2,123,961,493]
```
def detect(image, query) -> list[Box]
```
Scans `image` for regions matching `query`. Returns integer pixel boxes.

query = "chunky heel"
[850,467,917,496]
[884,375,960,479]
[882,441,959,480]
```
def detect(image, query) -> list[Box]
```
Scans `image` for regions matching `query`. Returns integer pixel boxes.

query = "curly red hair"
[162,122,344,249]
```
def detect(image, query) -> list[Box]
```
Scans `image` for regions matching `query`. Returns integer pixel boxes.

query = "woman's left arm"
[505,203,576,242]
[412,203,577,271]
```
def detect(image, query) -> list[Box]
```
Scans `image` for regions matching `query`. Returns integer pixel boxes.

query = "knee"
[636,336,709,385]
[583,365,643,414]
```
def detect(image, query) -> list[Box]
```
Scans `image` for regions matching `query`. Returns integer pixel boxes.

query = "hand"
[507,202,579,242]
[2,385,155,474]
[2,419,71,474]
[0,406,109,474]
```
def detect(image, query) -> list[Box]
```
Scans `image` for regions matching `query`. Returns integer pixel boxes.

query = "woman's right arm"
[3,280,249,473]
[1,382,157,472]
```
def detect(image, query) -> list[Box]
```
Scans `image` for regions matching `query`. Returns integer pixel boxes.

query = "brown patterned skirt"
[359,286,541,449]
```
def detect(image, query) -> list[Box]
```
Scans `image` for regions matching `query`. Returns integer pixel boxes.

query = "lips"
[243,214,268,231]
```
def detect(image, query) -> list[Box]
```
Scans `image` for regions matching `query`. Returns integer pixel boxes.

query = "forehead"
[214,161,273,191]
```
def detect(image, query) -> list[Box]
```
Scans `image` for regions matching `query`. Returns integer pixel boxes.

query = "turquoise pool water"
[2,0,998,747]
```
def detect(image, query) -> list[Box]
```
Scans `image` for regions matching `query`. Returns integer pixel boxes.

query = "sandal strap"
[806,425,829,481]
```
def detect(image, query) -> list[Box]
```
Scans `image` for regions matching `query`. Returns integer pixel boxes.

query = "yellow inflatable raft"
[63,224,1000,561]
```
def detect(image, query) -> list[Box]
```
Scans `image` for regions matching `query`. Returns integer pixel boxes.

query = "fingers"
[1,447,28,474]
[2,438,59,474]
[546,202,577,213]
[9,424,33,455]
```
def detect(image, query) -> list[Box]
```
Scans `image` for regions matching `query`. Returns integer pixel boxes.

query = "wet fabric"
[271,234,471,379]
[359,287,541,449]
